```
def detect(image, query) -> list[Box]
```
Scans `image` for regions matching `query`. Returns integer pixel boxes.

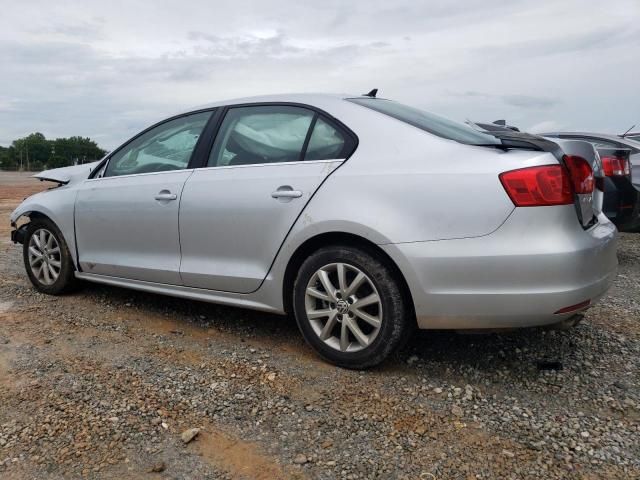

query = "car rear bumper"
[381,206,618,329]
[603,177,640,231]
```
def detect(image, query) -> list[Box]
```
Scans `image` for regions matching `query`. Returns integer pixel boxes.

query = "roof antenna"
[493,119,506,126]
[363,88,378,98]
[621,124,636,137]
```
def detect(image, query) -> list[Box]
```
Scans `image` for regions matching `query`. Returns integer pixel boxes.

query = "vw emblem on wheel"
[336,300,349,315]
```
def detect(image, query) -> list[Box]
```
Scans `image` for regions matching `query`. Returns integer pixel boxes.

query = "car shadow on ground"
[78,281,580,380]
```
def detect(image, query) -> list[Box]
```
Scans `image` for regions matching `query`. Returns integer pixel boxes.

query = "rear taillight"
[601,155,630,177]
[499,165,573,207]
[563,155,594,194]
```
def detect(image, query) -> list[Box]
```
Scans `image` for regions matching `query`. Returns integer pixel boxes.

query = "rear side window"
[208,106,314,167]
[348,98,501,146]
[304,117,346,160]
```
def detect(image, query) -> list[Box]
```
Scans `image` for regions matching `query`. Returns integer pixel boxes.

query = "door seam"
[177,169,197,285]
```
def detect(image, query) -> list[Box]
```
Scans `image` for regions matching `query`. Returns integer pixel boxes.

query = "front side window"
[104,111,212,177]
[348,98,501,146]
[208,106,314,167]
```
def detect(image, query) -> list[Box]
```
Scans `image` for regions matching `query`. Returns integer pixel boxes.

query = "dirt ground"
[0,171,638,479]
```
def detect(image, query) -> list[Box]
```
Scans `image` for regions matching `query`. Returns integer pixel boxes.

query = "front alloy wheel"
[28,228,62,285]
[23,218,78,295]
[294,245,411,369]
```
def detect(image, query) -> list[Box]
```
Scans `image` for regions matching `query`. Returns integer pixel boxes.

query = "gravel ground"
[0,172,638,479]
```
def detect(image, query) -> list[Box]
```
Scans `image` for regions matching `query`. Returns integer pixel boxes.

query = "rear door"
[179,104,356,293]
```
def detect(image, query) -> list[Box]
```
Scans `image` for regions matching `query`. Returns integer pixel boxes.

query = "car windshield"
[348,98,501,146]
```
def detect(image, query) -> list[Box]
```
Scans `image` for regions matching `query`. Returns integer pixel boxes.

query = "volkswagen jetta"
[10,93,617,368]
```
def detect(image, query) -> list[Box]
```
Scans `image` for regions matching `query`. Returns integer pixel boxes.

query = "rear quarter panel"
[261,102,564,312]
[282,102,560,246]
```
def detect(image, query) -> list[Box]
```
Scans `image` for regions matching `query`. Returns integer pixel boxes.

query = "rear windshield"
[348,98,500,146]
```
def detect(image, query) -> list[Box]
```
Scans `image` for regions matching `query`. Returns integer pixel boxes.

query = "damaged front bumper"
[10,224,28,244]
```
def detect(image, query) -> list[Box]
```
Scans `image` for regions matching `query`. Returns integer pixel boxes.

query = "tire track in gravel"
[195,430,301,480]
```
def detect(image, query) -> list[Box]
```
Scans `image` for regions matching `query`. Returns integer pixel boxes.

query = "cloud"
[452,91,559,109]
[0,0,638,148]
[40,19,106,42]
[528,120,565,133]
[475,24,640,61]
[501,95,559,109]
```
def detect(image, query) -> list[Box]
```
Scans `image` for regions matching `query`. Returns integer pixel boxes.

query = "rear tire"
[23,218,79,295]
[293,245,411,369]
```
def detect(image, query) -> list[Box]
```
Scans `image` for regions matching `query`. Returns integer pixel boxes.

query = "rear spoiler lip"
[489,132,565,157]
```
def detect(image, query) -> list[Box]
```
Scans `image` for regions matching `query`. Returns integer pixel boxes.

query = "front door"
[179,105,354,293]
[75,111,212,284]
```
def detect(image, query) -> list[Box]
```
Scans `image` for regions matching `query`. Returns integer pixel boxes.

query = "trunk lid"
[551,139,602,228]
[486,132,602,228]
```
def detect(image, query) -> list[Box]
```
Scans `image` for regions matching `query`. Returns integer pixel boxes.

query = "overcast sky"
[1,0,638,149]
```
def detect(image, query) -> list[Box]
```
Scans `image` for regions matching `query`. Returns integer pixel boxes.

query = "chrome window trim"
[194,158,344,173]
[84,158,344,182]
[85,168,196,182]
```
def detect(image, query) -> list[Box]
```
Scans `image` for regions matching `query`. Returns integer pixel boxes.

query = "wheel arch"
[13,209,79,270]
[282,231,416,322]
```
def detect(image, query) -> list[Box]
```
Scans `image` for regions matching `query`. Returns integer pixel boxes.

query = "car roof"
[190,93,357,111]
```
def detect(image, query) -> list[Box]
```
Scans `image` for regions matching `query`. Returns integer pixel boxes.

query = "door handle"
[271,188,303,199]
[155,191,177,201]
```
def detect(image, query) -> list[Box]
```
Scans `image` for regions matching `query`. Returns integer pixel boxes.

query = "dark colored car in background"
[468,123,640,231]
[541,132,640,231]
[624,132,640,141]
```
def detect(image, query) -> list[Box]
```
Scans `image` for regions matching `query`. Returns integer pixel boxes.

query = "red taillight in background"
[499,165,573,207]
[601,155,630,177]
[563,155,594,194]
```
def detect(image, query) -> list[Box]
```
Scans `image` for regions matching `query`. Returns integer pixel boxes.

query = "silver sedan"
[10,93,617,368]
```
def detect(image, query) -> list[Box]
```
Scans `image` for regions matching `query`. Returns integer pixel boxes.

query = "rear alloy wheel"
[305,262,382,352]
[293,246,411,369]
[23,218,78,295]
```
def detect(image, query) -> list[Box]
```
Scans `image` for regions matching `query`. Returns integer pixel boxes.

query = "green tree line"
[0,132,107,171]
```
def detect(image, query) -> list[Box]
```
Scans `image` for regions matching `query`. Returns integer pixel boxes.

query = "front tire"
[293,245,411,369]
[23,218,78,295]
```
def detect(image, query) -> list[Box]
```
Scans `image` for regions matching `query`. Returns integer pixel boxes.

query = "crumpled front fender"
[9,187,79,268]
